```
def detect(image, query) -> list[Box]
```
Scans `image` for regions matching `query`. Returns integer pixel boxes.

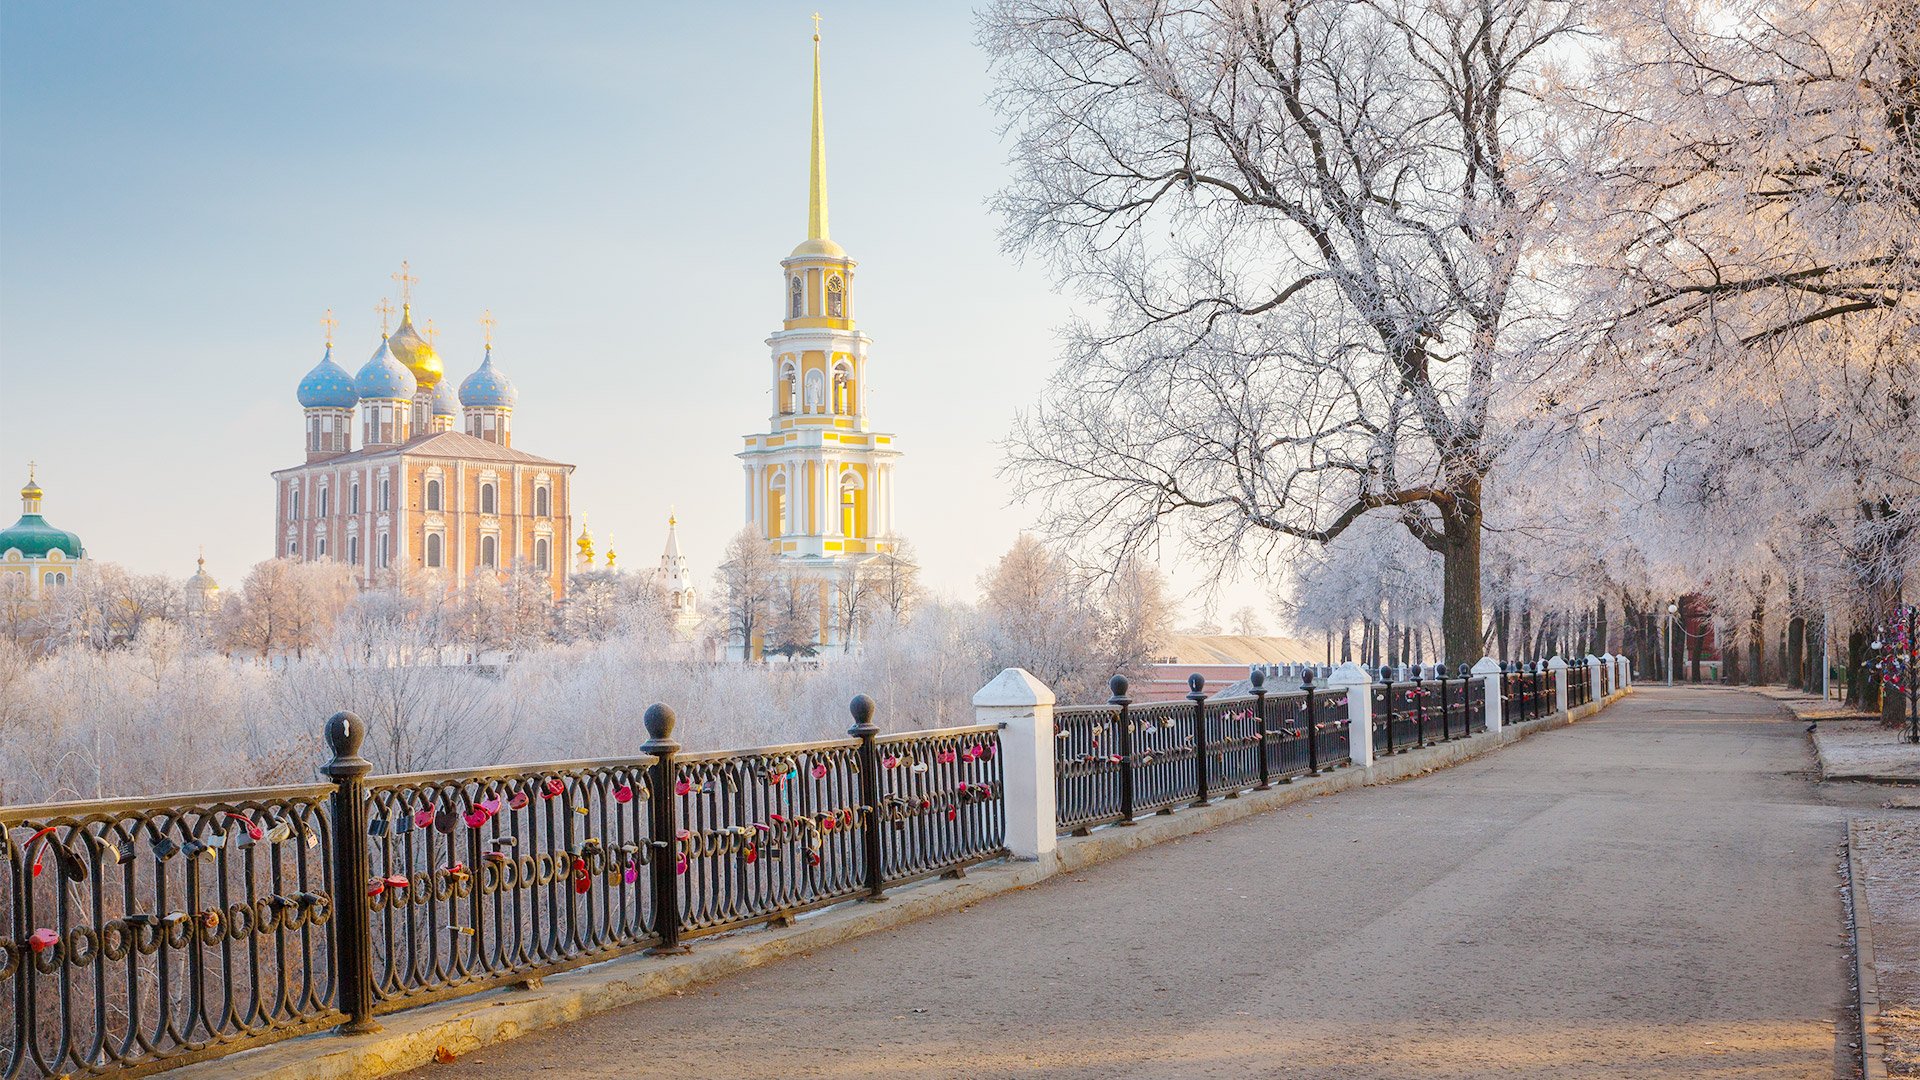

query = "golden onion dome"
[386,304,443,389]
[788,236,847,260]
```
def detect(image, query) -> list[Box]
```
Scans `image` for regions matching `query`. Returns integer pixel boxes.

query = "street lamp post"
[1666,601,1678,687]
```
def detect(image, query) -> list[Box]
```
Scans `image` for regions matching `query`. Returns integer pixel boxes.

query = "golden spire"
[480,309,496,349]
[808,14,829,243]
[375,297,395,335]
[321,309,338,349]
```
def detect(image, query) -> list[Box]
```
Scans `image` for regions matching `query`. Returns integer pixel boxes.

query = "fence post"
[1376,665,1396,754]
[1111,675,1136,824]
[1250,668,1271,789]
[1440,664,1457,740]
[1187,673,1212,806]
[1330,662,1373,767]
[1585,654,1602,705]
[974,668,1056,865]
[1619,655,1631,690]
[848,694,886,901]
[322,711,381,1036]
[1600,653,1616,697]
[1472,657,1504,732]
[640,704,689,955]
[1302,670,1321,776]
[1548,656,1569,715]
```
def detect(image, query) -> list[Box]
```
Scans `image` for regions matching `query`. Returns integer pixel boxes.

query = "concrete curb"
[1846,819,1892,1080]
[172,691,1627,1080]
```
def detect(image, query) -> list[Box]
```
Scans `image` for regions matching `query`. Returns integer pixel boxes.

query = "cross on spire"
[812,11,822,39]
[321,308,338,348]
[391,260,418,305]
[480,308,497,349]
[375,297,395,334]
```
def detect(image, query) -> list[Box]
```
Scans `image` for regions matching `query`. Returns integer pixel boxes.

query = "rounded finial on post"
[1458,662,1472,679]
[1300,668,1315,692]
[1109,674,1131,701]
[322,711,371,778]
[1187,672,1205,693]
[1378,664,1392,684]
[641,703,680,755]
[1248,667,1265,691]
[847,693,878,736]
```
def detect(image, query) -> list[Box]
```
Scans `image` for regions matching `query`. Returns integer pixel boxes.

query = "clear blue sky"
[0,3,1104,603]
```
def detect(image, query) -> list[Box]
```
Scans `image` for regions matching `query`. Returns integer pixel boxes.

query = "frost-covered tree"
[985,0,1584,663]
[713,527,778,659]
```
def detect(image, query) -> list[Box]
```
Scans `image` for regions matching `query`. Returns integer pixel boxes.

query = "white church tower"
[654,515,700,636]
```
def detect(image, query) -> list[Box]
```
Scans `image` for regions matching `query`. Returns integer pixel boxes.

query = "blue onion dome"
[355,336,418,400]
[431,374,460,417]
[386,304,443,389]
[458,347,518,408]
[296,346,360,409]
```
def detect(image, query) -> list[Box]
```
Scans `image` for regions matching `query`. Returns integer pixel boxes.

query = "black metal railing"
[4,696,1003,1078]
[361,757,657,1012]
[1568,661,1594,708]
[2,785,339,1079]
[1053,673,1350,834]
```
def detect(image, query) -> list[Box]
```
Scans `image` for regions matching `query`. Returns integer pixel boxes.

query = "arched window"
[426,478,442,511]
[380,477,391,511]
[480,483,497,515]
[481,535,497,568]
[289,487,301,520]
[350,482,361,515]
[826,274,844,318]
[768,471,788,539]
[49,572,66,587]
[378,533,390,569]
[535,485,551,518]
[318,486,329,517]
[535,537,550,571]
[288,539,299,556]
[425,532,443,568]
[315,535,327,558]
[348,535,360,565]
[789,275,803,318]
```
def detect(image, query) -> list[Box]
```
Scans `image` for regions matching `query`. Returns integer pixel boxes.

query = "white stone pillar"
[1600,653,1616,697]
[974,668,1056,865]
[1472,657,1505,732]
[1329,661,1373,767]
[1619,655,1631,689]
[1547,655,1569,714]
[1586,654,1602,704]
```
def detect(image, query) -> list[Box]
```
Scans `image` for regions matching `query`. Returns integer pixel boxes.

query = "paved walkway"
[409,688,1853,1079]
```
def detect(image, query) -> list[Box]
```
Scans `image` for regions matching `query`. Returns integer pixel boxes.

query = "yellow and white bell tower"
[737,22,900,656]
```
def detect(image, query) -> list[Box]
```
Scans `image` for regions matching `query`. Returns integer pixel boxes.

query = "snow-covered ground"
[1815,721,1920,783]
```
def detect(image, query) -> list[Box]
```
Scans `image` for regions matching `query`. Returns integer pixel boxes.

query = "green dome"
[0,514,84,559]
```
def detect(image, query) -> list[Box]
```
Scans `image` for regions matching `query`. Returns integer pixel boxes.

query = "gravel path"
[406,688,1852,1079]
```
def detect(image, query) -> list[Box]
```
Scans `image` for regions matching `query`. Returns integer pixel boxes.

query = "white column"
[1548,655,1569,714]
[1328,661,1373,767]
[827,459,842,537]
[1620,655,1631,689]
[1600,653,1616,696]
[974,668,1056,864]
[1585,654,1602,704]
[1472,657,1504,732]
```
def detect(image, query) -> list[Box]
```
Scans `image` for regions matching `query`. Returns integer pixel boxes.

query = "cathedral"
[733,26,900,659]
[272,285,576,597]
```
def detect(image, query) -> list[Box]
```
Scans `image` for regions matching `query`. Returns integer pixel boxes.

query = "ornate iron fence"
[360,757,657,1012]
[2,785,339,1079]
[1569,662,1594,708]
[1053,673,1352,834]
[3,697,1003,1078]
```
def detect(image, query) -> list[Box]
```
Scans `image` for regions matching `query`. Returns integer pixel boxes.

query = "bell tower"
[735,19,901,659]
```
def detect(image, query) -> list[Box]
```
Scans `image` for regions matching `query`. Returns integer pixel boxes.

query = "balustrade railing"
[3,696,1003,1079]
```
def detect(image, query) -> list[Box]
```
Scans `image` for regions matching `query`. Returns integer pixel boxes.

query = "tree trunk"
[1848,630,1867,707]
[1596,596,1609,656]
[1747,592,1765,686]
[1439,514,1483,667]
[1786,617,1805,689]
